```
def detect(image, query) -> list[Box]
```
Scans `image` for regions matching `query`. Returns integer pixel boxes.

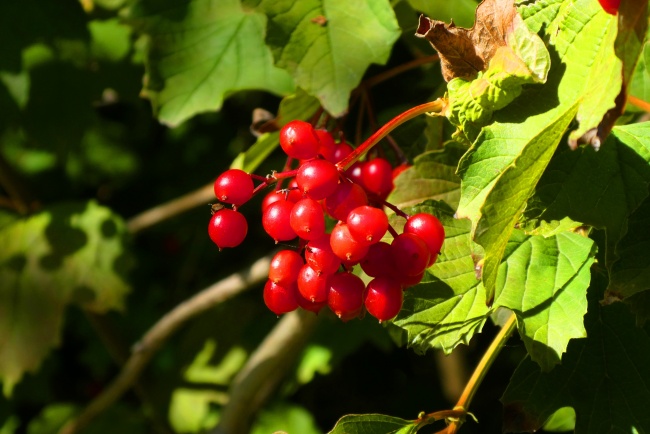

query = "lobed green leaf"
[258,0,400,117]
[125,0,295,126]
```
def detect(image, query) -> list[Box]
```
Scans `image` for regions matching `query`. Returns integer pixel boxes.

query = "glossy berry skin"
[360,242,396,277]
[279,120,320,160]
[364,276,403,322]
[268,250,304,285]
[261,188,301,212]
[297,264,330,303]
[347,205,389,245]
[391,233,431,277]
[290,197,326,240]
[332,142,354,163]
[305,234,342,275]
[262,200,297,242]
[330,223,369,263]
[208,209,248,249]
[404,213,445,260]
[263,280,299,315]
[297,159,340,200]
[296,290,327,314]
[362,157,394,199]
[325,182,368,221]
[598,0,620,14]
[327,272,365,321]
[214,169,254,206]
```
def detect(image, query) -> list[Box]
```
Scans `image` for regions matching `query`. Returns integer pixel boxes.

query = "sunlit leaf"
[258,0,400,116]
[328,414,417,434]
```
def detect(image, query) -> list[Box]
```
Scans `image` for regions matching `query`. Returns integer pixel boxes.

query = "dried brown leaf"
[416,0,521,82]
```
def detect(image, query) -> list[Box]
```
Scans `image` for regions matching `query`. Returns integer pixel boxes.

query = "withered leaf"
[416,0,521,82]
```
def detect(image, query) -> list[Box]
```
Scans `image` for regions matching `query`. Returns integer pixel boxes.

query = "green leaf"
[525,122,650,271]
[88,18,132,63]
[457,0,624,302]
[259,0,400,116]
[494,231,597,371]
[607,195,650,302]
[501,283,650,433]
[328,414,417,434]
[0,201,131,396]
[542,407,576,433]
[125,0,295,126]
[392,201,490,353]
[615,0,648,85]
[387,145,463,211]
[457,101,579,304]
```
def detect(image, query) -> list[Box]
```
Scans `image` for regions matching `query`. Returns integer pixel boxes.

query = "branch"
[126,182,214,234]
[210,309,320,434]
[58,254,273,434]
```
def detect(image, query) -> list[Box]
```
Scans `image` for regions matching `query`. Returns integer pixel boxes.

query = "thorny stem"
[444,310,518,433]
[336,99,446,171]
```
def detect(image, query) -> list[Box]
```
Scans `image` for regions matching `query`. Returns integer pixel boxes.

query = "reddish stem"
[381,199,409,219]
[335,100,445,171]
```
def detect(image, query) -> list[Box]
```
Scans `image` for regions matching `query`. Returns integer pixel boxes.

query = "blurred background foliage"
[0,0,539,433]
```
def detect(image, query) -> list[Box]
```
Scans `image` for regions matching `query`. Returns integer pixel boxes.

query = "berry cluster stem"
[335,99,446,171]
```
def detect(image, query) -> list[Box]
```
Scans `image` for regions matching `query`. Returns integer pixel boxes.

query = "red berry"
[214,169,254,206]
[279,120,320,160]
[391,233,431,277]
[314,129,337,162]
[333,142,354,163]
[263,280,299,315]
[305,234,342,275]
[325,181,368,221]
[330,223,369,263]
[261,188,300,212]
[268,250,304,285]
[290,197,326,241]
[347,205,389,245]
[262,200,297,242]
[208,209,247,249]
[598,0,620,14]
[345,161,366,189]
[364,276,403,322]
[297,264,330,303]
[327,272,365,321]
[362,157,394,199]
[360,241,396,278]
[296,290,327,314]
[296,159,340,200]
[404,213,445,258]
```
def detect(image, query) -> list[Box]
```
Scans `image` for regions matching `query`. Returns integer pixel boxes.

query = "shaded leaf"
[252,403,321,434]
[328,414,417,434]
[125,0,295,126]
[525,122,650,278]
[407,0,477,29]
[615,0,648,85]
[501,283,650,433]
[259,0,400,116]
[607,195,650,302]
[628,41,650,110]
[0,201,131,396]
[494,231,597,371]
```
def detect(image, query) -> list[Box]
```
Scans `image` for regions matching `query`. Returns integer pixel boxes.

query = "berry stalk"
[335,99,446,171]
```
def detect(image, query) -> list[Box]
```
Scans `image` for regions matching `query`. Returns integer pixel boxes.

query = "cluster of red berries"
[208,120,444,322]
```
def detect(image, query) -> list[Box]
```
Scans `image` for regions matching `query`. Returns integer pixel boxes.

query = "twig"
[446,311,517,433]
[126,182,214,234]
[628,95,650,112]
[58,254,273,434]
[210,309,320,434]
